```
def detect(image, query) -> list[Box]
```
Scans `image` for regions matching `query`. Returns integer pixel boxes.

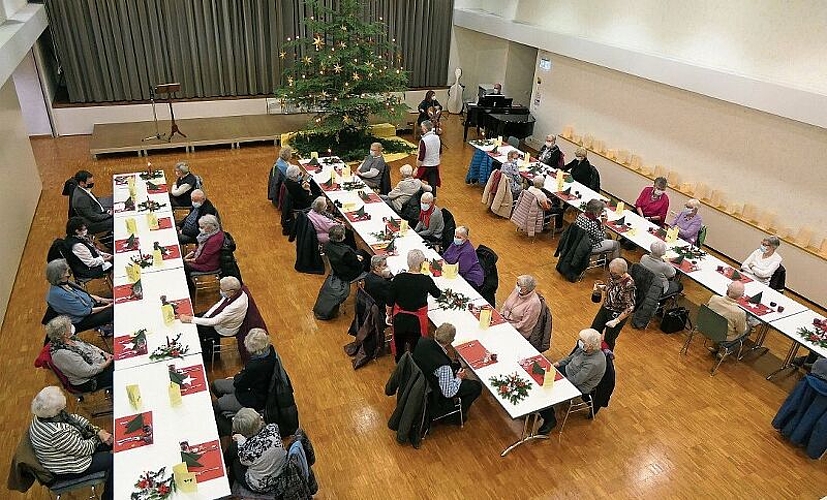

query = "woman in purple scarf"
[441,226,484,288]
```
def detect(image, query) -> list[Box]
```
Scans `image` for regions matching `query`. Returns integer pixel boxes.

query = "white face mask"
[653,189,664,196]
[545,141,553,147]
[577,339,585,350]
[192,201,202,208]
[370,150,380,158]
[420,203,430,211]
[70,324,76,336]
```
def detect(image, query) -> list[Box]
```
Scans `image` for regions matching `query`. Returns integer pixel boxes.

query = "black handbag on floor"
[660,307,691,333]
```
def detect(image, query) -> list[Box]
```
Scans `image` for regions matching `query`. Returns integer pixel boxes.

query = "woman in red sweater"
[634,177,670,226]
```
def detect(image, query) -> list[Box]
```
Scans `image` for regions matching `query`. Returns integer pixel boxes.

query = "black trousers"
[538,365,568,426]
[456,379,483,417]
[196,323,222,360]
[591,306,628,351]
[73,364,114,393]
[393,314,422,362]
[419,167,439,198]
[52,444,113,500]
[74,306,114,334]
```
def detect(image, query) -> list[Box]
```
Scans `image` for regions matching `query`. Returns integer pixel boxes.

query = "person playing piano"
[491,83,502,95]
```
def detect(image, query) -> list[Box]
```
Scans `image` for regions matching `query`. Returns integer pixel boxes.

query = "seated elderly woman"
[500,150,523,200]
[537,134,562,168]
[325,225,368,283]
[387,249,442,361]
[575,199,620,260]
[64,217,112,279]
[526,176,551,210]
[441,226,484,288]
[181,276,248,360]
[639,241,683,297]
[591,258,636,350]
[537,329,607,435]
[562,147,601,192]
[307,196,340,245]
[740,235,783,285]
[415,192,444,244]
[29,386,114,500]
[383,164,432,212]
[501,275,542,339]
[177,189,219,245]
[354,142,387,191]
[275,146,293,177]
[46,316,113,393]
[668,198,703,245]
[45,259,113,334]
[228,408,290,494]
[170,161,200,207]
[183,213,224,294]
[635,177,670,225]
[284,165,314,210]
[212,328,276,415]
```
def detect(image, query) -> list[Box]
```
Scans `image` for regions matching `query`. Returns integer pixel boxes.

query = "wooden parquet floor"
[3,115,826,499]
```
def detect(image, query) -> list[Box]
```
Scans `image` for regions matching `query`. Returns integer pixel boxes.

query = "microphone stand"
[142,85,164,142]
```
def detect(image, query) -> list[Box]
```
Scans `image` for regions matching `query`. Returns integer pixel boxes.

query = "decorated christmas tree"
[275,0,412,160]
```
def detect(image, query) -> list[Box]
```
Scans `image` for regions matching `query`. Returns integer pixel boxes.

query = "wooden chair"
[680,305,746,376]
[190,270,221,313]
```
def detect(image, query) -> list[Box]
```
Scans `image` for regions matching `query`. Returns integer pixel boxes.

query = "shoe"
[537,418,556,435]
[791,356,807,367]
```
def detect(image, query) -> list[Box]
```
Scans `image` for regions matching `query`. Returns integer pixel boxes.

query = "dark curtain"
[46,0,453,103]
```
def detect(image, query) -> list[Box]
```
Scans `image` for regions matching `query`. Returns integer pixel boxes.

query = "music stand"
[142,85,164,142]
[155,83,186,142]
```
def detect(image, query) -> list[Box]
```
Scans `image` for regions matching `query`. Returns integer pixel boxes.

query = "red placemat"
[718,266,753,283]
[737,297,773,316]
[114,411,153,452]
[606,221,631,233]
[357,192,383,204]
[320,181,340,192]
[518,355,563,386]
[114,283,142,304]
[146,183,168,194]
[115,237,140,253]
[151,217,173,230]
[670,259,697,273]
[554,191,577,201]
[344,210,372,222]
[180,440,224,483]
[455,340,497,369]
[170,364,208,396]
[469,304,507,326]
[114,332,148,360]
[164,298,193,319]
[160,245,181,260]
[370,241,398,256]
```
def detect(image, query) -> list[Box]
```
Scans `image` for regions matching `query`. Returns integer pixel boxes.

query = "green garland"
[489,373,532,405]
[132,467,175,499]
[435,288,470,310]
[149,333,190,361]
[798,319,827,348]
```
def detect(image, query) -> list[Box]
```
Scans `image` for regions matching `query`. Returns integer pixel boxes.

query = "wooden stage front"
[90,114,313,159]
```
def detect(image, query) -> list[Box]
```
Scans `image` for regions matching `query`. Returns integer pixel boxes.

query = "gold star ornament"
[333,63,342,73]
[303,55,312,64]
[279,50,286,59]
[313,36,324,50]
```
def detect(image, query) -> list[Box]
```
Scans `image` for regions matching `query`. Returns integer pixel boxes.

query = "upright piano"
[464,101,534,141]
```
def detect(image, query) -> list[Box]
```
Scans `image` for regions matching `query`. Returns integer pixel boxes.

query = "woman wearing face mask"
[538,134,562,168]
[417,90,440,126]
[355,142,387,192]
[64,216,112,279]
[414,192,444,245]
[500,150,524,200]
[501,275,542,339]
[184,214,225,295]
[591,258,636,350]
[45,315,113,393]
[562,147,601,192]
[740,236,783,285]
[667,198,703,244]
[634,177,670,225]
[386,250,442,361]
[441,226,484,288]
[45,259,113,334]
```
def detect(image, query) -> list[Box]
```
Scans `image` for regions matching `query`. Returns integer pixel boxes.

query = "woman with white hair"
[537,329,607,435]
[414,192,444,244]
[170,161,199,207]
[46,316,113,393]
[668,198,703,244]
[29,386,114,499]
[740,235,783,285]
[212,328,276,415]
[275,146,293,176]
[639,241,683,296]
[501,275,542,338]
[228,408,287,493]
[591,258,636,350]
[45,259,113,334]
[307,196,340,244]
[575,199,621,260]
[382,164,432,212]
[527,175,550,210]
[537,134,562,168]
[284,164,314,210]
[183,213,225,294]
[386,249,442,361]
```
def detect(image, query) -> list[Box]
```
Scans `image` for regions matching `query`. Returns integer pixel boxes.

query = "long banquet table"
[300,157,581,456]
[111,171,231,498]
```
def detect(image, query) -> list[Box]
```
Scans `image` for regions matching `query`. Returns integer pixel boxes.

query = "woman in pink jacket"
[307,197,340,244]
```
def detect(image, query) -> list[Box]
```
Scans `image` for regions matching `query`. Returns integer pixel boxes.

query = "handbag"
[660,306,691,334]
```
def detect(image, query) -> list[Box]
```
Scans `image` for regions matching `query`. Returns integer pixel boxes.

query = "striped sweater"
[29,413,99,474]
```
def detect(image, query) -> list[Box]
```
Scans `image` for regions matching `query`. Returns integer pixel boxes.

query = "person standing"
[591,258,636,350]
[415,120,441,197]
[386,250,442,361]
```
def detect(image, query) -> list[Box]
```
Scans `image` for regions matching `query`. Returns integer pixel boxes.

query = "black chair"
[769,264,786,293]
[62,178,78,218]
[506,136,520,148]
[400,189,425,227]
[439,207,456,252]
[476,245,499,306]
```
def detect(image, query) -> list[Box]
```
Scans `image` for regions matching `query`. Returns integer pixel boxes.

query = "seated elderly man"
[413,323,483,422]
[29,386,114,500]
[501,275,542,339]
[364,255,392,309]
[71,170,113,235]
[442,226,484,288]
[537,329,607,435]
[706,280,751,353]
[170,161,200,207]
[740,235,783,285]
[415,192,444,244]
[64,217,112,279]
[576,199,620,260]
[382,164,432,212]
[177,189,219,244]
[212,328,276,416]
[46,316,113,393]
[284,165,315,210]
[639,241,683,297]
[355,142,387,192]
[181,276,248,361]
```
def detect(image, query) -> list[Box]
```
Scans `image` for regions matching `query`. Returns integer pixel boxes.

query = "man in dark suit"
[177,189,219,244]
[70,170,113,234]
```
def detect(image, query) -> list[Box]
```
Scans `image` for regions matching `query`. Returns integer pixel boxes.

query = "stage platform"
[89,114,313,159]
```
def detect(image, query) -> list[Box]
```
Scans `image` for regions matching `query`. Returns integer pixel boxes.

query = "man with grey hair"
[170,161,200,207]
[181,276,248,360]
[364,255,393,309]
[382,163,432,212]
[284,164,314,210]
[416,119,441,197]
[706,280,750,345]
[355,142,387,192]
[591,258,636,350]
[211,328,276,415]
[414,192,444,244]
[413,323,482,422]
[639,241,683,296]
[177,188,219,244]
[537,328,607,435]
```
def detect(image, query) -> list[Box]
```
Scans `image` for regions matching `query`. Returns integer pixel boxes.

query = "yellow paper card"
[311,151,319,159]
[146,212,159,230]
[177,472,197,493]
[627,227,637,237]
[168,382,183,407]
[172,463,189,476]
[479,308,492,329]
[127,175,136,189]
[342,202,356,212]
[128,184,137,199]
[126,384,142,410]
[399,220,409,235]
[615,201,625,214]
[543,365,556,389]
[666,226,679,243]
[125,218,137,235]
[443,263,458,279]
[126,263,141,284]
[162,304,175,326]
[496,136,503,147]
[421,261,431,274]
[153,248,163,267]
[556,172,565,192]
[342,166,352,180]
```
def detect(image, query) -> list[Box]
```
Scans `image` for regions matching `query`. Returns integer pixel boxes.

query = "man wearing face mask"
[364,255,393,312]
[355,142,387,192]
[537,329,607,435]
[591,258,636,350]
[64,217,112,279]
[181,276,249,361]
[441,226,484,288]
[537,134,562,169]
[414,192,444,244]
[70,170,113,235]
[177,189,219,244]
[634,177,670,225]
[501,275,542,338]
[562,147,601,192]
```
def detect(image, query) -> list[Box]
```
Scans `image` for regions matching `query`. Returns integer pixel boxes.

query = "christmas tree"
[275,0,411,160]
